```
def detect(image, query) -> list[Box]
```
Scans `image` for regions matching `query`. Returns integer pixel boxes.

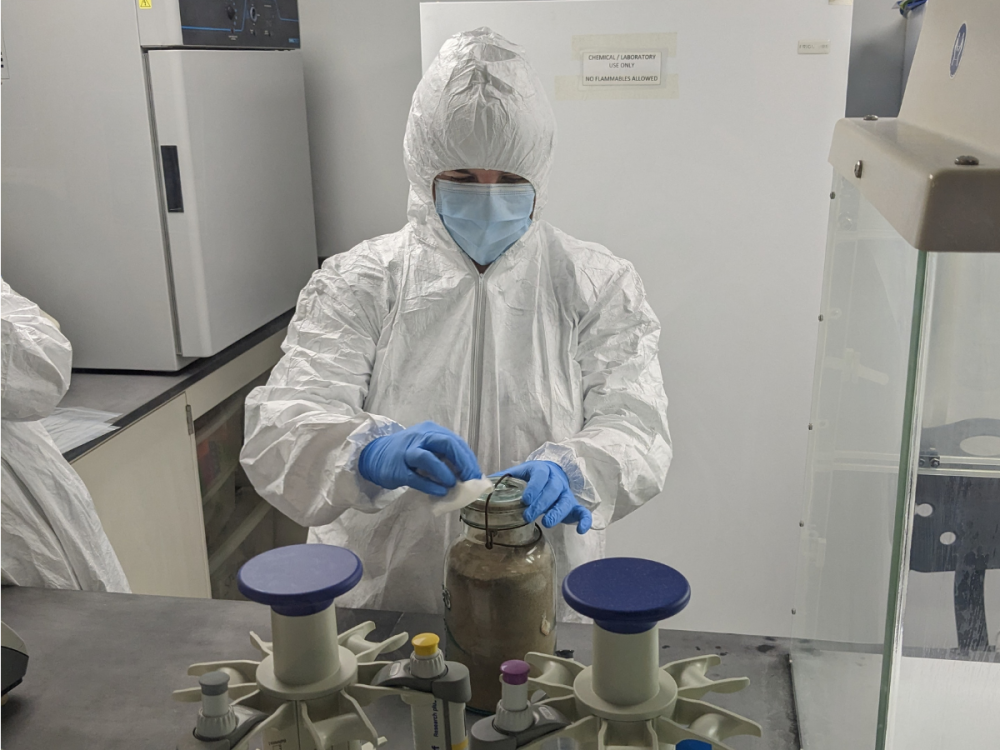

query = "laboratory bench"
[0,586,800,750]
[57,311,306,603]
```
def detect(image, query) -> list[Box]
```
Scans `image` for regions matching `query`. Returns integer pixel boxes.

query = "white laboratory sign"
[582,51,661,85]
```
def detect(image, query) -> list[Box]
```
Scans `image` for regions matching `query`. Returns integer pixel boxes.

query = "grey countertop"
[0,586,798,749]
[58,311,292,462]
[60,371,192,417]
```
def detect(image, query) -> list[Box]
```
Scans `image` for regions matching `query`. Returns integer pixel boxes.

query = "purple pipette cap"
[500,660,531,686]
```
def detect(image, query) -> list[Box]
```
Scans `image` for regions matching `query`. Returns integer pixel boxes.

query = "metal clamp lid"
[460,476,530,532]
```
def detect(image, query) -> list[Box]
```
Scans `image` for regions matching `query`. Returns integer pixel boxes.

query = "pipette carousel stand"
[469,558,763,750]
[173,544,465,750]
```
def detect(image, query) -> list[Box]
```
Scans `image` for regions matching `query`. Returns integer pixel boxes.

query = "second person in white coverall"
[1,280,130,593]
[241,28,671,619]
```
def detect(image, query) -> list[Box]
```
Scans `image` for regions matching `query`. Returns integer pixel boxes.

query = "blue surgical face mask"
[434,180,536,266]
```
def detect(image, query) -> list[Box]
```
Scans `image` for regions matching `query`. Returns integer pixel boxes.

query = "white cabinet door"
[72,394,211,598]
[147,49,317,357]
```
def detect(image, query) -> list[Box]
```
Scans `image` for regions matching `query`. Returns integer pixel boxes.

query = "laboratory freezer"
[1,0,317,370]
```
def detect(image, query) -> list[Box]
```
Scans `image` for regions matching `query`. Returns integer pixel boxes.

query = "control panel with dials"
[178,0,299,49]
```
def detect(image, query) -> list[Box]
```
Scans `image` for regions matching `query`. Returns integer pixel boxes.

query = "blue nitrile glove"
[497,460,593,534]
[359,421,482,497]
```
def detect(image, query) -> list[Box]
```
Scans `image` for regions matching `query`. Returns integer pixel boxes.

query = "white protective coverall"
[241,28,671,619]
[1,280,130,593]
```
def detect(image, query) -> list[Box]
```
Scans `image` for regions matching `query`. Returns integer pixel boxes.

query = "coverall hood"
[404,27,556,235]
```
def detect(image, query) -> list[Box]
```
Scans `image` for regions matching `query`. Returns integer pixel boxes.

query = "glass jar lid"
[460,476,529,531]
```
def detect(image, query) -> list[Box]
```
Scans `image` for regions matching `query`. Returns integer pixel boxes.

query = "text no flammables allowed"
[582,52,662,86]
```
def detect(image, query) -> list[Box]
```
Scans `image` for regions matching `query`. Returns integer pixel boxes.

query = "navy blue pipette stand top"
[237,544,363,617]
[562,557,691,634]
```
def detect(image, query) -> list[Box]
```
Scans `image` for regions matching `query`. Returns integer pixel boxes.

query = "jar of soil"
[443,476,556,713]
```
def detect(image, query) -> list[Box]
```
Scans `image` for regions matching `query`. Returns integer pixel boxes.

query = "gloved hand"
[497,460,593,534]
[359,421,482,497]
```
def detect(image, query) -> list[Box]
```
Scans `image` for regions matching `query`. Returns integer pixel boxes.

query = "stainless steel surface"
[60,372,187,419]
[0,587,799,750]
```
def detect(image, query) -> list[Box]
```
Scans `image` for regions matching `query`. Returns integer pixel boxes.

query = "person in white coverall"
[240,28,671,619]
[1,280,130,593]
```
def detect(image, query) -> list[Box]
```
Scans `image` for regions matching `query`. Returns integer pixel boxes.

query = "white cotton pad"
[430,476,495,517]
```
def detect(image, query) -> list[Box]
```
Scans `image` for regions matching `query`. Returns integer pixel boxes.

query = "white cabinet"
[72,394,210,598]
[70,327,305,598]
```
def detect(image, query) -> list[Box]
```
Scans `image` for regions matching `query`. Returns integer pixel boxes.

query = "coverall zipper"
[468,266,494,458]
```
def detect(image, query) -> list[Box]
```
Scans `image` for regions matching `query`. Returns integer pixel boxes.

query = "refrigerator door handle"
[160,145,184,212]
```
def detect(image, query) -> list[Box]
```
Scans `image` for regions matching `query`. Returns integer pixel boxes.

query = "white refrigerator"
[1,0,317,370]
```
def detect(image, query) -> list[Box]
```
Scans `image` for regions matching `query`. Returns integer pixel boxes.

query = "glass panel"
[791,174,921,749]
[884,251,1000,748]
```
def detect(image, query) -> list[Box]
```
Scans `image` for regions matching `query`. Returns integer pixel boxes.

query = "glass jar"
[443,476,556,712]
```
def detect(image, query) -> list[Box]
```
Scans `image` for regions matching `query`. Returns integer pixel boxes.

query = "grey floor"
[0,586,798,749]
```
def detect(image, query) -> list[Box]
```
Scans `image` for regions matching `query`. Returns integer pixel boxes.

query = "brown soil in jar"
[444,530,556,712]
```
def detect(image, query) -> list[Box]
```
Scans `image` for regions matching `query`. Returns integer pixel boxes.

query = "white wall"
[845,0,907,118]
[298,0,427,258]
[298,1,918,257]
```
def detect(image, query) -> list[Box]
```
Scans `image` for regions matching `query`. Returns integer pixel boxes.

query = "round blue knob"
[237,544,362,617]
[562,557,690,634]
